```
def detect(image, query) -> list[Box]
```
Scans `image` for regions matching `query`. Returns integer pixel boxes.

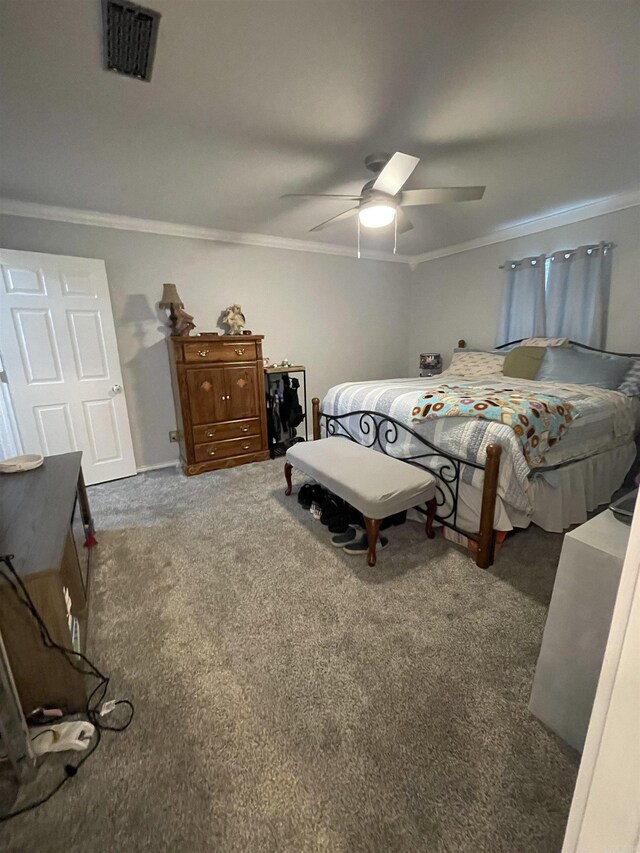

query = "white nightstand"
[529,508,631,751]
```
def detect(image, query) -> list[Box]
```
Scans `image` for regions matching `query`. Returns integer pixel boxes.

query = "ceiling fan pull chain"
[357,216,361,259]
[394,213,398,255]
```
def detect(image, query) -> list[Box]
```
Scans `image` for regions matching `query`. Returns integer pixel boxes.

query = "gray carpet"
[2,459,579,852]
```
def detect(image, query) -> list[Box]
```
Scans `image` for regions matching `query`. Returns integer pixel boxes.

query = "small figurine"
[222,304,246,335]
[174,306,196,336]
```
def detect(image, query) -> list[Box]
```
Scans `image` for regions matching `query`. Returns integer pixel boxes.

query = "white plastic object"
[30,721,95,756]
[0,454,44,473]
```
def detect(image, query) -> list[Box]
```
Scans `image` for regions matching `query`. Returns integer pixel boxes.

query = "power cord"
[0,553,134,821]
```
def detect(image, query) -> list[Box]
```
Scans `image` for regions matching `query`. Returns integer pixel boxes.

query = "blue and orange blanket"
[411,384,575,463]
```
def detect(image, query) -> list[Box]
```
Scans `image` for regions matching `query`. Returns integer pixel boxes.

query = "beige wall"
[406,206,640,372]
[0,214,410,469]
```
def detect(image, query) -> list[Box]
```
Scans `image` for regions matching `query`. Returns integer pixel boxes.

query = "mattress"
[321,374,638,525]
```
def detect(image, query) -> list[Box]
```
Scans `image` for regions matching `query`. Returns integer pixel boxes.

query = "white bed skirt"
[524,441,637,533]
[437,441,636,535]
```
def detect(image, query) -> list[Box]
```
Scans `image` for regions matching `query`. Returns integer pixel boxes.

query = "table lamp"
[159,283,184,335]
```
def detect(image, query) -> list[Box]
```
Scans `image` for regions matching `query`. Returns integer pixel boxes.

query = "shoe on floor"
[343,533,389,555]
[320,496,343,525]
[347,507,365,528]
[328,514,350,533]
[297,483,314,508]
[331,526,358,547]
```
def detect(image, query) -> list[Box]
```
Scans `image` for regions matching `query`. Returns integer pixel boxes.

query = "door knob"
[111,384,122,394]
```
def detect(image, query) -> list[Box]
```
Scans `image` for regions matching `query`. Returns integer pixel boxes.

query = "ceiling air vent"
[102,0,161,81]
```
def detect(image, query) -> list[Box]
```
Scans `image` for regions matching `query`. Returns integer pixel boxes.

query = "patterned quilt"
[411,384,575,464]
[321,376,636,515]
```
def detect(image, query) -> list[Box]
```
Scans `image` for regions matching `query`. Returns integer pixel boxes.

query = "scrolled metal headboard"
[490,339,639,358]
[310,398,502,569]
[321,408,483,530]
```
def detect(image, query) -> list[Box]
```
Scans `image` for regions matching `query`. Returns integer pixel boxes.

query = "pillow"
[453,346,507,354]
[503,346,547,380]
[521,337,569,347]
[446,351,505,378]
[536,346,632,390]
[618,359,640,396]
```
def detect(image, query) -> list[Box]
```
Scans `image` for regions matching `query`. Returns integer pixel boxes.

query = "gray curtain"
[496,255,546,345]
[546,243,611,348]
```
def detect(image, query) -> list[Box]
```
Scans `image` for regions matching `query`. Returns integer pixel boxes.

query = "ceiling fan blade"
[395,207,414,234]
[372,152,420,196]
[281,193,362,200]
[309,206,360,232]
[400,186,486,206]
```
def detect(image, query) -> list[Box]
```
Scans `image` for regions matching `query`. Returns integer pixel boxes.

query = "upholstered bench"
[284,437,438,566]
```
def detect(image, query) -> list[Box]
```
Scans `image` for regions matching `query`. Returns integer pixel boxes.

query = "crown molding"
[0,197,410,265]
[408,188,640,268]
[1,189,638,269]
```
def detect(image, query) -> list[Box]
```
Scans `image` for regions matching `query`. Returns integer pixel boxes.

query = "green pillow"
[503,346,547,380]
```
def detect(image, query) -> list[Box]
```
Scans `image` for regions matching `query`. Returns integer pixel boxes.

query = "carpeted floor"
[1,459,579,852]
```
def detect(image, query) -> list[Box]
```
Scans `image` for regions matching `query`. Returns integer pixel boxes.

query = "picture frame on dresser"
[167,334,270,475]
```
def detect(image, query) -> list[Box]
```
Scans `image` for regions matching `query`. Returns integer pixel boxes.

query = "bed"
[314,340,639,564]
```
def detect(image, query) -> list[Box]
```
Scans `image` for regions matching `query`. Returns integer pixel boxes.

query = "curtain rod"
[499,242,615,269]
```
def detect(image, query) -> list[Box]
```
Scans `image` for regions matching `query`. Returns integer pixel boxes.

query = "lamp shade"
[159,282,184,308]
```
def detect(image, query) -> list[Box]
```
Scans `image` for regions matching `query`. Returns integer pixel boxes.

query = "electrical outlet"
[169,430,180,443]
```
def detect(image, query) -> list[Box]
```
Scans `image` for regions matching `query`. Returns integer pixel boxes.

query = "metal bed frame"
[310,399,501,569]
[309,339,639,569]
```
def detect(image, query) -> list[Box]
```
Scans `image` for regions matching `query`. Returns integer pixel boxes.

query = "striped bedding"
[321,375,637,515]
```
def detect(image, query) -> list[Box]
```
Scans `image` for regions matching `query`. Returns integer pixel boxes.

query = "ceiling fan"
[281,152,485,237]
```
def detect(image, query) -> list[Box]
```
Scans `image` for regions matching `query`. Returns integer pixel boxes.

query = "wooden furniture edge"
[475,444,502,569]
[183,449,270,476]
[312,397,321,440]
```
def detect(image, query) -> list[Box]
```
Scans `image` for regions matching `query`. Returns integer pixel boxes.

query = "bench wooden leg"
[284,462,293,496]
[425,497,437,539]
[363,516,382,567]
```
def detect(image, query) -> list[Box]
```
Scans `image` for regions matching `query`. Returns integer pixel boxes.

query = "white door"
[0,249,136,484]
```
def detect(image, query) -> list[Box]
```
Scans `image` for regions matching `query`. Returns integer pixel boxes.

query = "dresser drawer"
[183,341,257,364]
[194,434,263,463]
[192,418,260,444]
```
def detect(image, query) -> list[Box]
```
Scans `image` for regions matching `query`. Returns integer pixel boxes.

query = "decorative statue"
[174,306,196,336]
[222,304,246,335]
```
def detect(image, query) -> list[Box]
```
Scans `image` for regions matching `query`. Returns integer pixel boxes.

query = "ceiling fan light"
[358,203,396,229]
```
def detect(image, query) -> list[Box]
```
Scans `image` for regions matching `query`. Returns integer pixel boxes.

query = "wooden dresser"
[168,334,270,475]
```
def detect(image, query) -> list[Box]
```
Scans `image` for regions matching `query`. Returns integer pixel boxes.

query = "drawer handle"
[241,442,250,450]
[208,448,216,456]
[240,426,249,433]
[234,347,246,356]
[206,430,215,438]
[198,349,210,357]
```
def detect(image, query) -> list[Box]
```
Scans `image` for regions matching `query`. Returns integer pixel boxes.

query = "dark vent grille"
[102,0,161,81]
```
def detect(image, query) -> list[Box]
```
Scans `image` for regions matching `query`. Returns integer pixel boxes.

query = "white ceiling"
[1,0,639,255]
